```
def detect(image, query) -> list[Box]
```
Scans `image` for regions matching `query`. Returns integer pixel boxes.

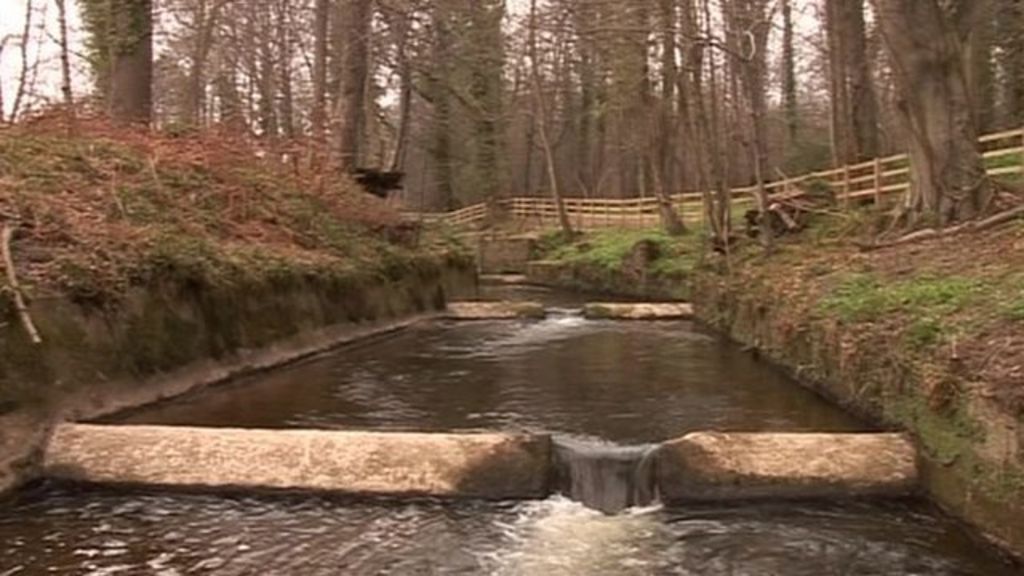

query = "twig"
[1,224,42,344]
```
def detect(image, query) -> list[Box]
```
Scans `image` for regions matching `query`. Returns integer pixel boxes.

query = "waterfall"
[552,437,659,514]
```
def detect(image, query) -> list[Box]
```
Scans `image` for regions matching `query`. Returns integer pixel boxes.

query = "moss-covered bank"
[526,229,697,300]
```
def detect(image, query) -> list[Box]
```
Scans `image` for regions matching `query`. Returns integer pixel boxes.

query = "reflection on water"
[0,486,1015,575]
[114,314,862,442]
[2,289,1016,574]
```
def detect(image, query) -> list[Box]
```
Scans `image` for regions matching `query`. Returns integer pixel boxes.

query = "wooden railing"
[412,126,1024,231]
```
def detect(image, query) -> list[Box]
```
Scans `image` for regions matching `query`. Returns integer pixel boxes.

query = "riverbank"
[528,219,1024,557]
[0,118,476,494]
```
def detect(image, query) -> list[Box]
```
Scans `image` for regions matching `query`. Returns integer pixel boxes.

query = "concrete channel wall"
[45,425,918,502]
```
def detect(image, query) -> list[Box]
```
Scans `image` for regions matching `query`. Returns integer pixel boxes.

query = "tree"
[337,0,373,170]
[871,0,992,225]
[529,0,573,237]
[781,0,797,143]
[109,0,154,123]
[826,0,879,164]
[56,0,75,111]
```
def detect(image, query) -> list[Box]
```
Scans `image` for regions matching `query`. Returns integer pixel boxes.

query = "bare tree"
[55,0,74,111]
[8,0,35,122]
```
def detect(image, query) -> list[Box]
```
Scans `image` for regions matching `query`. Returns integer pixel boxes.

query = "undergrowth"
[0,114,454,304]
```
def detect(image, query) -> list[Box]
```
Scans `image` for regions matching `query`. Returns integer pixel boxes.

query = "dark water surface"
[1,289,1017,574]
[112,316,861,440]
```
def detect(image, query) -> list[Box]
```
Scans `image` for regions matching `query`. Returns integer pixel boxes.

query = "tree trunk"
[337,0,373,171]
[8,0,34,123]
[995,0,1024,125]
[311,0,329,138]
[871,0,992,225]
[56,0,74,111]
[842,0,880,160]
[109,0,153,124]
[781,0,798,142]
[389,5,412,172]
[529,0,573,237]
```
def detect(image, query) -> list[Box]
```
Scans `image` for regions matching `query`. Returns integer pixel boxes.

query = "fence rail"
[410,126,1024,231]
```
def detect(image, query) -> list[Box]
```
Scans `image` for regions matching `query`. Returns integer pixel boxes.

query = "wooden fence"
[409,127,1024,231]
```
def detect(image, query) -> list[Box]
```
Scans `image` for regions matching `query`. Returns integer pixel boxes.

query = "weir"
[43,424,918,509]
[551,437,658,514]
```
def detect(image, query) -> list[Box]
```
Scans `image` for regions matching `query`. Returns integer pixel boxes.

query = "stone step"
[446,301,546,320]
[656,432,918,501]
[479,274,530,286]
[44,424,551,499]
[583,302,694,320]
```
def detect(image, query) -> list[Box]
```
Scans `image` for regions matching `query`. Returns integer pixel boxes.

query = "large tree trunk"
[872,0,993,225]
[995,0,1024,125]
[109,0,153,124]
[843,0,880,160]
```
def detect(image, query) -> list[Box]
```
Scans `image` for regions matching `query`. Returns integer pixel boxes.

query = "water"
[109,313,862,441]
[0,486,1014,575]
[0,289,1018,574]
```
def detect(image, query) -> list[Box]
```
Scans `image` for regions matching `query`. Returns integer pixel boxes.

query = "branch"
[857,204,1024,251]
[1,224,42,345]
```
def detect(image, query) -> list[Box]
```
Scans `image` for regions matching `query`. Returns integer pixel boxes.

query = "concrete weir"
[446,301,546,320]
[656,432,919,502]
[42,426,919,503]
[43,424,551,499]
[583,303,694,320]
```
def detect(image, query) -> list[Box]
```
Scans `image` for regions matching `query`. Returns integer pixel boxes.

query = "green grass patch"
[821,275,981,322]
[1004,291,1024,322]
[545,228,699,277]
[820,274,984,349]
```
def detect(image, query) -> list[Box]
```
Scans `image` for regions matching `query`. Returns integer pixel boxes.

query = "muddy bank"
[0,257,476,495]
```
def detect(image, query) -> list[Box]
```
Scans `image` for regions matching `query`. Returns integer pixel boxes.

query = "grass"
[821,275,981,323]
[820,274,983,349]
[1004,291,1024,322]
[542,228,699,277]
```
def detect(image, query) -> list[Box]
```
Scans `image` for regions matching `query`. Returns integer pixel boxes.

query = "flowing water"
[0,288,1017,574]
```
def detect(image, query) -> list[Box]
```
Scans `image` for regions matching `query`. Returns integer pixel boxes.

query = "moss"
[891,393,985,465]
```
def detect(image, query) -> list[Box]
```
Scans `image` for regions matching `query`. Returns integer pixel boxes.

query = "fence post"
[1020,128,1024,178]
[843,165,852,210]
[874,157,882,206]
